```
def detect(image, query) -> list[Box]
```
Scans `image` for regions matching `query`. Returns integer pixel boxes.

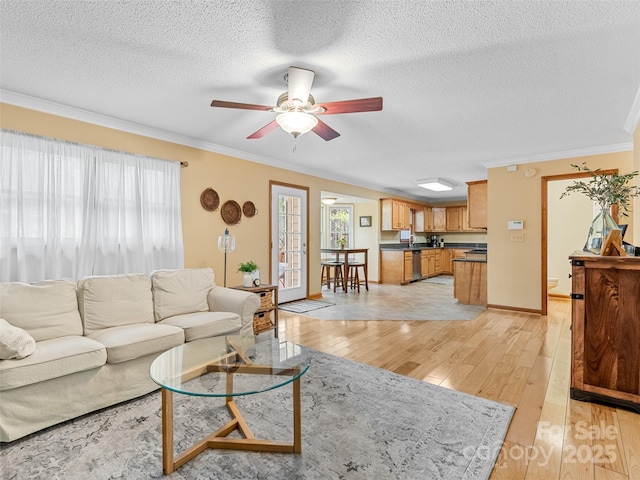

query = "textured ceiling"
[2,1,640,201]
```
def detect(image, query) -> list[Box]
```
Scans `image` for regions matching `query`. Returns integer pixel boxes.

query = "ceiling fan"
[210,66,383,141]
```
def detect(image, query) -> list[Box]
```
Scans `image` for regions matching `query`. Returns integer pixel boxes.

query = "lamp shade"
[217,228,236,253]
[276,112,318,137]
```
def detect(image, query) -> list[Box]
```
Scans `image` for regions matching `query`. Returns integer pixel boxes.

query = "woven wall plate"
[221,200,242,225]
[200,188,219,212]
[242,201,257,217]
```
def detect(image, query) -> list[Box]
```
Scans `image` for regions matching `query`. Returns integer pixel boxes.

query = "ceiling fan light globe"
[276,112,318,137]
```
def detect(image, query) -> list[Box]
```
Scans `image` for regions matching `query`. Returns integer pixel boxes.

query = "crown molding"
[624,83,640,134]
[482,142,633,169]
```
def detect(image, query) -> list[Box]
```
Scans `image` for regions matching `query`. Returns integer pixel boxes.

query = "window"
[0,130,184,282]
[322,204,353,249]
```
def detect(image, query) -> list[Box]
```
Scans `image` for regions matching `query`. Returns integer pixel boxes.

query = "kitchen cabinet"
[446,206,464,231]
[380,199,410,231]
[421,250,429,277]
[414,208,425,232]
[380,250,413,285]
[420,249,438,278]
[403,251,413,283]
[569,253,640,412]
[432,208,447,231]
[467,180,488,230]
[424,207,434,231]
[441,249,466,274]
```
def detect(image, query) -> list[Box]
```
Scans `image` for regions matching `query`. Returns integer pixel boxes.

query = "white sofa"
[0,268,260,442]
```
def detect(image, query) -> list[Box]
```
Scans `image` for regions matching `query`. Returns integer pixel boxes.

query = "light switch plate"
[510,233,525,242]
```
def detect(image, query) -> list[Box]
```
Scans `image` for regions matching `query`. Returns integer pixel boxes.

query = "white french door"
[271,183,308,303]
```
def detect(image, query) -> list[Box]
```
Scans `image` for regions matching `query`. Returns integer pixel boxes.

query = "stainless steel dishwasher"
[412,250,421,281]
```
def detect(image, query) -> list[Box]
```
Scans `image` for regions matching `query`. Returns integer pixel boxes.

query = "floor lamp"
[217,228,235,287]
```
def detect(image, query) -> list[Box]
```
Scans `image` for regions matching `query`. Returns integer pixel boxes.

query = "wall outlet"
[510,233,525,242]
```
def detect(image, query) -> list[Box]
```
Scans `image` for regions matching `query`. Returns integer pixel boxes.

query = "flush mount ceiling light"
[321,197,337,205]
[417,178,455,192]
[275,111,318,138]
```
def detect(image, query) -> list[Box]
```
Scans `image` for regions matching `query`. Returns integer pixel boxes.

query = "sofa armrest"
[207,287,260,336]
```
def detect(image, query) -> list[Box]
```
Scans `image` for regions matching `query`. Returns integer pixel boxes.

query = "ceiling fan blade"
[316,97,383,115]
[287,66,315,105]
[211,100,273,111]
[312,119,340,141]
[247,120,279,139]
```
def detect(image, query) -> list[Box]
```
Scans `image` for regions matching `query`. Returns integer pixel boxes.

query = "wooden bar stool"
[347,262,367,292]
[320,261,344,292]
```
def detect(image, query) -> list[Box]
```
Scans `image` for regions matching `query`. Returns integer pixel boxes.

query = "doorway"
[541,169,618,314]
[270,182,308,303]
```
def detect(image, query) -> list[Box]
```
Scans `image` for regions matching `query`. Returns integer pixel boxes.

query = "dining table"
[320,248,369,292]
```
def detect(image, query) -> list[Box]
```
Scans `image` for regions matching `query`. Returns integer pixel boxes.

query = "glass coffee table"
[150,335,310,474]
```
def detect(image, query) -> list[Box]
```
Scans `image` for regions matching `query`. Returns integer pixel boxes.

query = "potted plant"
[338,237,347,249]
[238,260,259,287]
[560,163,639,254]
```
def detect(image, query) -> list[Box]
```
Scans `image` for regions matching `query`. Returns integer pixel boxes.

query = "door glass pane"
[279,194,302,290]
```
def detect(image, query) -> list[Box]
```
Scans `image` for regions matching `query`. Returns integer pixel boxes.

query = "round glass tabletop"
[149,335,310,397]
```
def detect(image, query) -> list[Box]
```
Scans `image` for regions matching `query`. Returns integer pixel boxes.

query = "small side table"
[229,284,279,337]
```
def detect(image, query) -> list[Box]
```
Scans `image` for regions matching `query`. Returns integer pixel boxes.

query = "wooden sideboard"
[569,252,640,413]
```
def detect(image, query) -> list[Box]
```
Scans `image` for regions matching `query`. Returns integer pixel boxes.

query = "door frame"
[269,181,310,302]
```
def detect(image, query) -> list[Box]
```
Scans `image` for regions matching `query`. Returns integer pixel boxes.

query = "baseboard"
[487,304,542,315]
[308,293,323,300]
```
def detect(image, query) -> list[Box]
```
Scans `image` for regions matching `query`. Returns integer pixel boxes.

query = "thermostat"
[508,220,524,230]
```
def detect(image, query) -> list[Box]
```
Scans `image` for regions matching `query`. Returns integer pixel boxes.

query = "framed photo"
[359,216,372,227]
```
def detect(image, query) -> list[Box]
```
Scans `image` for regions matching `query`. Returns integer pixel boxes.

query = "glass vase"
[583,207,619,254]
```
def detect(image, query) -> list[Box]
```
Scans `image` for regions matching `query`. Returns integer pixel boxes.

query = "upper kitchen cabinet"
[414,207,434,232]
[432,207,447,231]
[466,180,487,229]
[380,198,410,231]
[446,206,464,231]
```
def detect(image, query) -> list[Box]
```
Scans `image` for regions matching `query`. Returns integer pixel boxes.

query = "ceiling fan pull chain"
[292,137,297,154]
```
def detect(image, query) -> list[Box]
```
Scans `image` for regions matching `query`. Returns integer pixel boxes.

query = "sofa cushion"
[0,318,36,360]
[86,323,184,364]
[78,274,154,335]
[151,268,214,321]
[158,311,241,342]
[0,280,82,341]
[0,335,106,391]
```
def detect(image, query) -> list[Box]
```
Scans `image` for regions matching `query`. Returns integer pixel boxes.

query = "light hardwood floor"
[276,297,640,480]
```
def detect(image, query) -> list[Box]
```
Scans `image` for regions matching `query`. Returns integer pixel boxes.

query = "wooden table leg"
[293,376,302,453]
[161,388,174,475]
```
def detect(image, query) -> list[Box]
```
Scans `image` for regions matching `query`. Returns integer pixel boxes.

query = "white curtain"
[0,130,184,282]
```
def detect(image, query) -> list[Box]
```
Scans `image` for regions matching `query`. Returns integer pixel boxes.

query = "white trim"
[623,83,640,134]
[482,142,633,169]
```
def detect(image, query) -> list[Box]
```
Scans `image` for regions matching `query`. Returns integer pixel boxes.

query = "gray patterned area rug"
[0,349,514,480]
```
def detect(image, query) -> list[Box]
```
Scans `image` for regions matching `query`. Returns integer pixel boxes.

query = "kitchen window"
[321,204,353,250]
